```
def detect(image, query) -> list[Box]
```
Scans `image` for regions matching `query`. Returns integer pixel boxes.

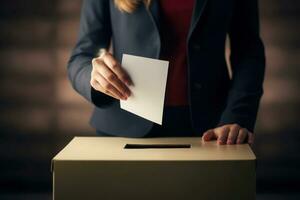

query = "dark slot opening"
[124,144,191,149]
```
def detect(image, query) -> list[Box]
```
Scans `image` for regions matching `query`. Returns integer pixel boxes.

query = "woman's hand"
[202,124,254,145]
[90,51,132,100]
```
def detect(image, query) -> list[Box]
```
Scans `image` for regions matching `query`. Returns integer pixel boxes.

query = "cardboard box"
[52,137,256,200]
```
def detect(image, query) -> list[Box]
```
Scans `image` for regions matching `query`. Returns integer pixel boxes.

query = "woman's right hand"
[90,51,132,100]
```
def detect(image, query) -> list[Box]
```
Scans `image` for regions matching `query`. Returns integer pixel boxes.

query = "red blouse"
[160,0,195,106]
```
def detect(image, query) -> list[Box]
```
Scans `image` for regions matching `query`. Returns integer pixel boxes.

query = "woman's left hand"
[202,124,254,145]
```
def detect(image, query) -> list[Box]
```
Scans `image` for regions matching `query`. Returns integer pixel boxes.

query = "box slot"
[124,144,191,149]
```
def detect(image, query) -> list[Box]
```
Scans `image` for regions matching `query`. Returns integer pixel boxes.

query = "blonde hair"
[114,0,151,13]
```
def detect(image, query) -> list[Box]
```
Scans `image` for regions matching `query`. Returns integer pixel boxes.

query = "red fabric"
[160,0,195,106]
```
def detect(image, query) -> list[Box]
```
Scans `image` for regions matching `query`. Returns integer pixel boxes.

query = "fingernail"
[122,92,128,98]
[227,140,233,145]
[125,79,132,86]
[129,79,134,86]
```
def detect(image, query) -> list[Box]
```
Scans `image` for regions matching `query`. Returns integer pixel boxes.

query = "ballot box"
[52,137,256,200]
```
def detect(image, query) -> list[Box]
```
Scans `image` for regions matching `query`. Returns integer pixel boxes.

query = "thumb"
[202,129,216,142]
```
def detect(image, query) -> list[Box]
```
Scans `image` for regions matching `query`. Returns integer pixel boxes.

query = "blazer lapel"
[191,0,209,27]
[147,0,161,58]
[149,0,208,38]
[148,0,160,32]
[188,0,208,38]
[146,0,208,56]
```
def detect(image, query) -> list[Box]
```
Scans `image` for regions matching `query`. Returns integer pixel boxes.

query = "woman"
[68,0,265,144]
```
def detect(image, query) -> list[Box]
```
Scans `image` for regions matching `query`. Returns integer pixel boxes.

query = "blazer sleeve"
[67,0,115,108]
[218,0,266,132]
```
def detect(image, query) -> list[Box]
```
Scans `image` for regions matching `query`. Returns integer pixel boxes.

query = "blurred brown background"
[0,0,299,199]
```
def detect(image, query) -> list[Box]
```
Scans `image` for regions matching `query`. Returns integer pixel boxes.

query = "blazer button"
[193,83,202,90]
[193,44,201,50]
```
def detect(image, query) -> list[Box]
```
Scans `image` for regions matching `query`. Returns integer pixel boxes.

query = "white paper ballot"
[120,54,169,125]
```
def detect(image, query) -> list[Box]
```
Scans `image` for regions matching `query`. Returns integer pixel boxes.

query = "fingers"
[102,53,133,86]
[90,79,119,100]
[202,126,230,145]
[227,124,240,145]
[216,126,230,145]
[247,132,254,144]
[94,59,131,98]
[92,53,133,100]
[97,73,128,100]
[237,128,248,144]
[202,129,216,142]
[203,124,255,145]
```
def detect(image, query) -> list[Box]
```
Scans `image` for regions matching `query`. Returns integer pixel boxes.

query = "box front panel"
[53,161,255,200]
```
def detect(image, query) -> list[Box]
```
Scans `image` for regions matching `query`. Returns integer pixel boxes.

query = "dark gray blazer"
[68,0,265,137]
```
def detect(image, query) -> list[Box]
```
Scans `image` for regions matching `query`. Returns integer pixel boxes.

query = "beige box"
[52,137,256,200]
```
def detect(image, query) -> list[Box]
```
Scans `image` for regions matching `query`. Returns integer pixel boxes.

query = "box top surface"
[53,137,256,161]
